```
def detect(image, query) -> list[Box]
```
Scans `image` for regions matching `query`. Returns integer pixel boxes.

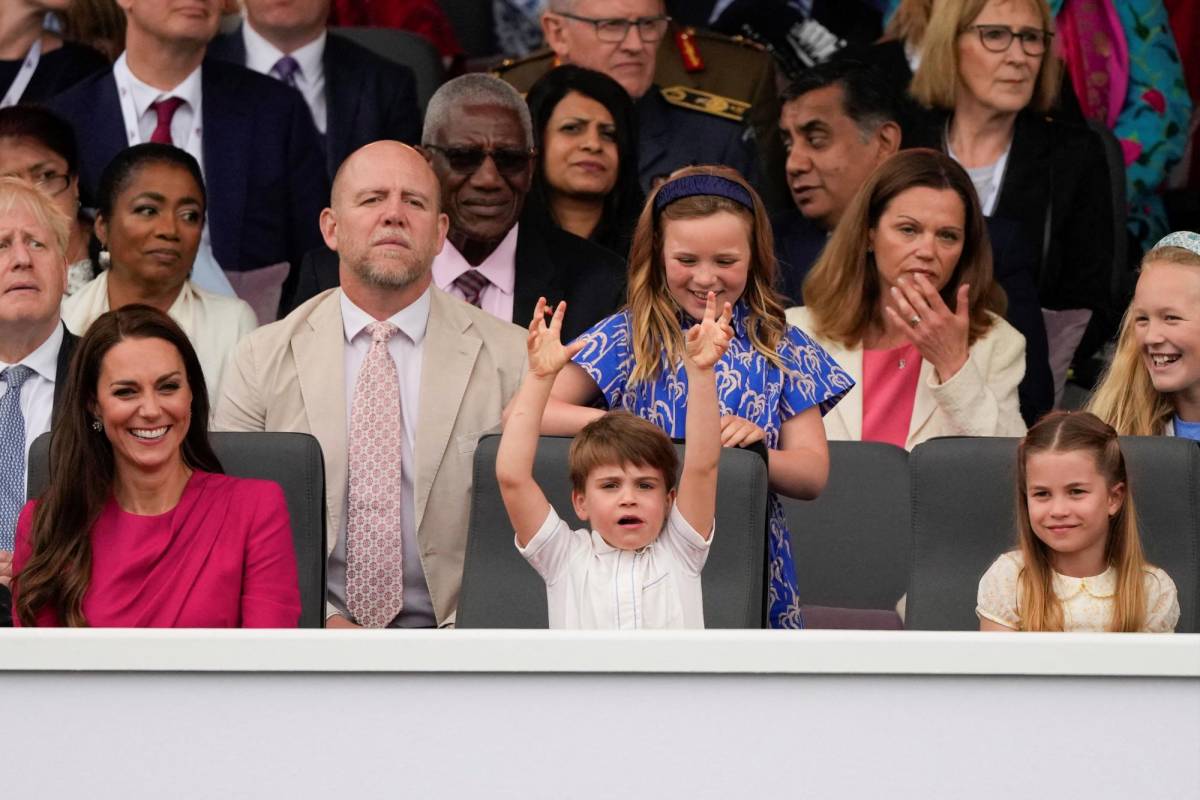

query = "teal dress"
[571,302,854,628]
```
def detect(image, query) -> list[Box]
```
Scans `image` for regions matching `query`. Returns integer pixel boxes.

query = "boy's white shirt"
[517,503,713,629]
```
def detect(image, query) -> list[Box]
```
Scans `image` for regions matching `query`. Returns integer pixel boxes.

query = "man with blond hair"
[0,178,79,625]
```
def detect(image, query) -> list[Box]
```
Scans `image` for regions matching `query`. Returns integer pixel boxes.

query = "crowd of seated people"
[0,0,1196,633]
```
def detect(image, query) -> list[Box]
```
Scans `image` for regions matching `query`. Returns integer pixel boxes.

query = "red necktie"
[149,97,185,145]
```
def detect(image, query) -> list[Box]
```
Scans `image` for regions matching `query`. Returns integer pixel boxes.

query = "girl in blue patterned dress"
[538,165,854,628]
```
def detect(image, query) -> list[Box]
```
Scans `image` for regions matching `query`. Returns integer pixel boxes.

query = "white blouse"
[977,551,1180,632]
[62,272,258,404]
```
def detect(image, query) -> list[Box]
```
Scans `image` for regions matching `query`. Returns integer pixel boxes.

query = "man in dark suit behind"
[290,74,625,342]
[206,0,422,180]
[0,180,79,626]
[48,0,328,323]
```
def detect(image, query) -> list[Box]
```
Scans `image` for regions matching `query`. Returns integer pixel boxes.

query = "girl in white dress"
[977,411,1179,632]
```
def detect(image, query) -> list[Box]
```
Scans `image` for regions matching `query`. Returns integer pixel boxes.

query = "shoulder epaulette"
[659,85,750,124]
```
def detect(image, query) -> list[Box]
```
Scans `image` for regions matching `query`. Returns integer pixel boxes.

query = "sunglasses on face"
[423,144,536,176]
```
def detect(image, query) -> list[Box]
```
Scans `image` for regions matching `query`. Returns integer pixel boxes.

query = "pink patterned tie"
[345,321,405,628]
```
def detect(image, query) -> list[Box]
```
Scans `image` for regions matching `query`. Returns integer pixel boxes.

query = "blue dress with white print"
[571,301,854,628]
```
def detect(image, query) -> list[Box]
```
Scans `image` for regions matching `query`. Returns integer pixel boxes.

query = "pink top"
[12,471,300,628]
[862,343,922,449]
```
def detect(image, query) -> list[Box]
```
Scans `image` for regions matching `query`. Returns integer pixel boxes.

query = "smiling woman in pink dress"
[12,305,299,627]
[787,148,1027,450]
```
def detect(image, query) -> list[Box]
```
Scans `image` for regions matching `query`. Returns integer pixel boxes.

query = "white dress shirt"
[518,504,713,629]
[0,323,62,495]
[111,54,234,297]
[432,224,519,324]
[241,21,328,134]
[326,288,435,627]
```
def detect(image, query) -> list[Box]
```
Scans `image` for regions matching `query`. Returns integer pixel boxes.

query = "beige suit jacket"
[787,306,1027,450]
[214,286,527,625]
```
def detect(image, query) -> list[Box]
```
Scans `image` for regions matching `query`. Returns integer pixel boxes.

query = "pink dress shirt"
[431,224,519,323]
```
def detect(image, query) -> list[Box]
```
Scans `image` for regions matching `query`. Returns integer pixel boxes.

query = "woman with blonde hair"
[537,164,852,629]
[1088,232,1200,439]
[789,148,1026,449]
[977,411,1178,632]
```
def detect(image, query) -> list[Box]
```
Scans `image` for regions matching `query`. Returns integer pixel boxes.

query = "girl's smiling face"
[662,210,751,322]
[1130,261,1200,411]
[1024,448,1123,574]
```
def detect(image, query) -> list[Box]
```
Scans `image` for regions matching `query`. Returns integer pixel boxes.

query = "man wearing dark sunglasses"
[541,0,761,195]
[421,74,624,343]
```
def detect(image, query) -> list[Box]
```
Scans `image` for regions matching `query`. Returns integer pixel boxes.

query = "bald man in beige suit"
[215,141,526,628]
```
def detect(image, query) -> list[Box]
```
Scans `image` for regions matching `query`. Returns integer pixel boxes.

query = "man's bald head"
[321,141,449,306]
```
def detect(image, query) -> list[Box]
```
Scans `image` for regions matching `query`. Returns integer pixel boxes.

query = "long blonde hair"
[802,149,1004,348]
[884,0,934,44]
[910,0,1062,114]
[1014,412,1147,632]
[1087,246,1200,435]
[626,165,788,384]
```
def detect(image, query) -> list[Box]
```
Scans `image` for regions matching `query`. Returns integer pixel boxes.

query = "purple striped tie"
[453,268,490,307]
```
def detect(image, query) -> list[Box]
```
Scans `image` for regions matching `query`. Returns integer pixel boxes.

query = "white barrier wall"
[3,630,1199,799]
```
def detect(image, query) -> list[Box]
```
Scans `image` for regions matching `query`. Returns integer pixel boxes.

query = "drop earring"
[98,247,110,270]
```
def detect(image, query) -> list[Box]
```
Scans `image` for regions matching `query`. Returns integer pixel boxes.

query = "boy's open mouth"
[618,515,644,527]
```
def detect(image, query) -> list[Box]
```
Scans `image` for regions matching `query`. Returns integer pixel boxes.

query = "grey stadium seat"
[332,27,445,111]
[782,441,911,613]
[28,431,327,629]
[457,434,769,628]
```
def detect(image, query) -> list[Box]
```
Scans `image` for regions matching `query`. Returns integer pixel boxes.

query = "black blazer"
[907,110,1114,315]
[48,60,329,290]
[207,26,422,178]
[288,209,626,342]
[1,325,78,627]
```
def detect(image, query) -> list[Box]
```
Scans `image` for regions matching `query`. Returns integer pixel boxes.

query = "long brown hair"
[626,165,788,384]
[1014,412,1148,632]
[802,148,1005,348]
[1088,246,1200,435]
[16,306,222,627]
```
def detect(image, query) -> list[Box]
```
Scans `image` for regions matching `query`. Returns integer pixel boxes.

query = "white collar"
[113,52,203,119]
[339,285,431,347]
[0,321,63,382]
[241,20,326,83]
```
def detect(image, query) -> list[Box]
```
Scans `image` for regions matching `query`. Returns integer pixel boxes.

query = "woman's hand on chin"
[886,275,970,383]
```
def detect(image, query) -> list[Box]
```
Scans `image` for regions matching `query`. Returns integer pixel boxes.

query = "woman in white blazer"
[786,149,1026,450]
[61,145,256,404]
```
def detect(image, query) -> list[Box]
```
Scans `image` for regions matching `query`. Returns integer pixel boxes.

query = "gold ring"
[909,315,921,328]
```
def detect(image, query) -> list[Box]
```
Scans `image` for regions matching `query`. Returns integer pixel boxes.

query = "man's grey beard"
[352,257,427,289]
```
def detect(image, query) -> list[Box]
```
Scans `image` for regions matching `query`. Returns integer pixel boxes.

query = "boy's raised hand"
[684,291,734,370]
[527,297,586,378]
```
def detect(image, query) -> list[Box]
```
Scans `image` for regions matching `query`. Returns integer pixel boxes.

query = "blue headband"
[653,174,755,214]
[1153,231,1200,257]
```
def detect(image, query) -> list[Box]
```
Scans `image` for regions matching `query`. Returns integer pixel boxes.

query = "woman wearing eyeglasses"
[0,0,107,105]
[900,0,1114,403]
[0,104,92,294]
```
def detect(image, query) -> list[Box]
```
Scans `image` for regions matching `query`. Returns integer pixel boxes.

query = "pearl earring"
[98,247,110,270]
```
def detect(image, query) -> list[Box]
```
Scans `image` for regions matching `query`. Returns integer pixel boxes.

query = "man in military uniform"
[504,0,763,195]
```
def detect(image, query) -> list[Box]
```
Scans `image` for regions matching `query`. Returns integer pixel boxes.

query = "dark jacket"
[1,325,78,627]
[636,87,761,192]
[48,59,329,303]
[207,26,421,178]
[771,208,829,306]
[288,207,626,343]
